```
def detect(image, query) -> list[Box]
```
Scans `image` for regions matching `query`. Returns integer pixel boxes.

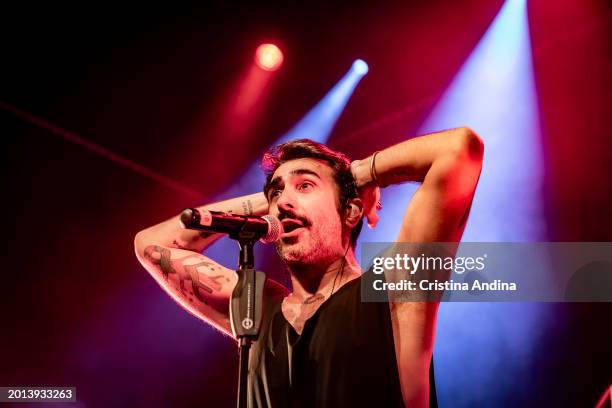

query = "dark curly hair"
[261,139,363,248]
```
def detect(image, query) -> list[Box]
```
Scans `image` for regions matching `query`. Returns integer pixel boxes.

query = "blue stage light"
[357,1,548,406]
[207,60,368,271]
[352,59,369,75]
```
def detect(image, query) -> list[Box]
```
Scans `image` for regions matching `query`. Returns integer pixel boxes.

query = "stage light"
[401,1,547,407]
[355,1,546,406]
[352,59,369,75]
[208,59,368,269]
[255,43,284,71]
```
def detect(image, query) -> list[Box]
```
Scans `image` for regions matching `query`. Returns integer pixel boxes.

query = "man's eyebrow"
[267,169,322,196]
[290,169,322,180]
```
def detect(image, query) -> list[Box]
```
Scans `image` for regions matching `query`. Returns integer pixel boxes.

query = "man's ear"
[344,198,364,227]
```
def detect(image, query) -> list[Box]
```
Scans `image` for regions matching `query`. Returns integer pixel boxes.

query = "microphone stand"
[228,230,267,408]
[178,208,269,408]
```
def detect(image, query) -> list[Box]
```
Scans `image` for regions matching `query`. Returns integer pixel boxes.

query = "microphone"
[179,208,283,243]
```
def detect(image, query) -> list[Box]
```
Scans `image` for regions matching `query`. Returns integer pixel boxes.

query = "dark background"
[1,1,611,407]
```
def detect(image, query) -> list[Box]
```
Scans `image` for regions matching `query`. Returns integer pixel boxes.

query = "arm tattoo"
[144,245,176,279]
[241,200,254,215]
[143,245,231,302]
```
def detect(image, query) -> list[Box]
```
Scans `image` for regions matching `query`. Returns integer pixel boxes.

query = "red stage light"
[255,43,283,71]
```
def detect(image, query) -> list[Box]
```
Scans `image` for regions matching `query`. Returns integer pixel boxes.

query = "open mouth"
[281,218,306,234]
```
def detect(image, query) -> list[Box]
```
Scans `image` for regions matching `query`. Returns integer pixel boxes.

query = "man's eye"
[298,182,313,191]
[270,190,282,199]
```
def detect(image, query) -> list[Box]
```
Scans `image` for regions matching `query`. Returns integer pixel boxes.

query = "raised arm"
[134,192,287,337]
[351,127,484,407]
[351,127,484,242]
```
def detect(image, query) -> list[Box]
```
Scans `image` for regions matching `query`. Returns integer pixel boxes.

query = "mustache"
[278,210,311,227]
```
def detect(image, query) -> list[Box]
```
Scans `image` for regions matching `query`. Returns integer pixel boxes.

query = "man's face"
[266,158,346,268]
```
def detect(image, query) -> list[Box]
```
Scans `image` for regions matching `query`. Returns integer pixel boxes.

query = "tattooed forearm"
[144,245,177,279]
[241,200,254,215]
[183,261,227,299]
[143,245,231,300]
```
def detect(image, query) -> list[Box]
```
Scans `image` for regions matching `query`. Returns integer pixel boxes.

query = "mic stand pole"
[228,231,267,408]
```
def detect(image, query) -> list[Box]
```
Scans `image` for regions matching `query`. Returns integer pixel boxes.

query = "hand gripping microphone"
[179,208,283,243]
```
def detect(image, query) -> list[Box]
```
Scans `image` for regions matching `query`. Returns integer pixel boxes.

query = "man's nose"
[276,189,296,212]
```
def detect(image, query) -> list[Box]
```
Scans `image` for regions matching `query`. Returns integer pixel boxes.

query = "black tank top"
[248,275,438,407]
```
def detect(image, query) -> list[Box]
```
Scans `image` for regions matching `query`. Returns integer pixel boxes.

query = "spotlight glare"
[255,43,284,71]
[352,59,369,75]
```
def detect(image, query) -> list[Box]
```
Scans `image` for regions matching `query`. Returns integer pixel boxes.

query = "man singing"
[134,127,484,407]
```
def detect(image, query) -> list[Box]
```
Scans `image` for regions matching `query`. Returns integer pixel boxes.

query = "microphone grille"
[260,215,283,243]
